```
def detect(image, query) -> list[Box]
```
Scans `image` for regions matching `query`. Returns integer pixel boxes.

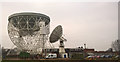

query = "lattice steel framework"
[8,13,50,53]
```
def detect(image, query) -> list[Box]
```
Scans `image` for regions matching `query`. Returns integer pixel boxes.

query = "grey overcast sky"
[0,2,118,51]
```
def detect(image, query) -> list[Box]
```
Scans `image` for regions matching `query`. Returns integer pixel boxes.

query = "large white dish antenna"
[8,12,50,53]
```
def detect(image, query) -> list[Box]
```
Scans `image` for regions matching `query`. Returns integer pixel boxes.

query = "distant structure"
[84,44,86,49]
[8,12,50,54]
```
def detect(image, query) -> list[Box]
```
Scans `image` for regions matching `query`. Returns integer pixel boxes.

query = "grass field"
[1,60,120,62]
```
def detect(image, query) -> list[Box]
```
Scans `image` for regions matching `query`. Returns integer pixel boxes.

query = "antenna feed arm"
[60,37,67,42]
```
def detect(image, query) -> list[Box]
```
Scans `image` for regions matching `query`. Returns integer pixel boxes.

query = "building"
[83,48,117,57]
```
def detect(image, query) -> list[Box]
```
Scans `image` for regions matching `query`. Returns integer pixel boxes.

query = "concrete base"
[59,47,65,53]
[59,53,68,58]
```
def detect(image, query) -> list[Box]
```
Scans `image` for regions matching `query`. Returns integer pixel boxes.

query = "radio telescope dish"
[8,12,50,54]
[49,25,63,43]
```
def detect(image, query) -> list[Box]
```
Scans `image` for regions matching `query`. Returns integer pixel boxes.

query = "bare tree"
[112,40,120,58]
[112,40,120,52]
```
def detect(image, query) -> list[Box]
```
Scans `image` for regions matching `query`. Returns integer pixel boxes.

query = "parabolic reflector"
[8,12,50,53]
[49,25,63,43]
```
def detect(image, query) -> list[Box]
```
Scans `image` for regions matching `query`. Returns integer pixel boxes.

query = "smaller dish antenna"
[49,25,63,43]
[49,25,67,56]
